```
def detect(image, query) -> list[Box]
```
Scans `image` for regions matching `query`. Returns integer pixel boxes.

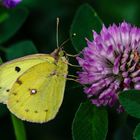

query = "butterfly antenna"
[56,17,76,49]
[59,33,76,48]
[56,17,60,48]
[59,38,70,48]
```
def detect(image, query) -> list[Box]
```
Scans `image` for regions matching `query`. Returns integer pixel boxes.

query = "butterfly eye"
[59,50,66,58]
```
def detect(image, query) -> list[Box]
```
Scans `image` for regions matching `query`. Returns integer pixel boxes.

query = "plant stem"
[11,114,27,140]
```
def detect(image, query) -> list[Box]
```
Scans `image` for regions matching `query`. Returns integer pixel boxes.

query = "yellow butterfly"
[0,47,68,123]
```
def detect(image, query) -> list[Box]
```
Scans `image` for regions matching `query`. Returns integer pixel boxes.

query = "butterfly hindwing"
[0,54,54,103]
[7,57,68,123]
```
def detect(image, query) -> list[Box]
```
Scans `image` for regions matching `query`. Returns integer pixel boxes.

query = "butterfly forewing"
[0,54,54,103]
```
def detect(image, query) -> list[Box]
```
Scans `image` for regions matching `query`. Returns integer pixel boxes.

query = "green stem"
[11,114,27,140]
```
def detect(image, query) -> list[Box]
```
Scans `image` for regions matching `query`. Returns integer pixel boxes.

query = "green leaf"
[6,40,38,60]
[11,114,27,140]
[119,90,140,119]
[67,82,82,91]
[70,4,102,52]
[0,12,9,23]
[133,123,140,140]
[0,57,3,64]
[72,101,108,140]
[0,8,28,44]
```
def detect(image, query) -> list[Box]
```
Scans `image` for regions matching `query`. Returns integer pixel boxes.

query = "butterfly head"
[51,48,67,61]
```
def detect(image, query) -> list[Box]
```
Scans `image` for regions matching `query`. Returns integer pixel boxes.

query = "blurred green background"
[1,0,140,140]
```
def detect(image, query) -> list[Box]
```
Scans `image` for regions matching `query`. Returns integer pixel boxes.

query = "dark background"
[1,0,140,140]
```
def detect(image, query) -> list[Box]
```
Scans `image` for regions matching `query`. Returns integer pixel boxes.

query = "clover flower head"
[2,0,22,8]
[77,22,140,111]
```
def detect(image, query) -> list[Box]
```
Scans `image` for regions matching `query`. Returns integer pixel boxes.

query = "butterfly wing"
[0,54,54,103]
[7,57,68,123]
